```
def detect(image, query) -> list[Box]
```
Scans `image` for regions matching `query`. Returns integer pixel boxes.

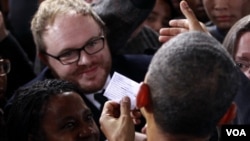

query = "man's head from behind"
[137,31,240,139]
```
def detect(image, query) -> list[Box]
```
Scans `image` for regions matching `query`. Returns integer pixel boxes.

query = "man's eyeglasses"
[43,36,105,65]
[236,60,250,72]
[0,59,11,76]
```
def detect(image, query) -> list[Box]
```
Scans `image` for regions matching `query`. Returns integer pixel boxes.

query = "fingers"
[169,19,189,29]
[159,27,189,36]
[141,124,147,134]
[179,0,204,31]
[100,98,135,141]
[130,109,142,125]
[135,132,147,141]
[100,101,119,120]
[101,96,131,120]
[159,27,188,43]
[158,36,172,43]
[120,96,131,116]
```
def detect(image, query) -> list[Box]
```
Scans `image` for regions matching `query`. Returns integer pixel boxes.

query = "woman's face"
[41,92,100,141]
[202,0,250,31]
[235,32,250,79]
[144,0,172,32]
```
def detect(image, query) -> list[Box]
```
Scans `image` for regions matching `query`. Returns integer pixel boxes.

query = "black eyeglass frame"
[42,36,105,65]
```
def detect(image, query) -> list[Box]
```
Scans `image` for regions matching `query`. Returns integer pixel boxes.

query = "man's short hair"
[146,31,240,137]
[31,0,105,53]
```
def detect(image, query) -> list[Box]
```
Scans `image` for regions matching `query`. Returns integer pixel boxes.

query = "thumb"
[179,0,203,31]
[120,96,131,116]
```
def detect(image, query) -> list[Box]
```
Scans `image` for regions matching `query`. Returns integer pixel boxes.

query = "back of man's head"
[146,31,240,137]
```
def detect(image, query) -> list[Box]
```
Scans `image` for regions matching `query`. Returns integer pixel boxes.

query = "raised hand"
[99,97,135,141]
[159,0,208,43]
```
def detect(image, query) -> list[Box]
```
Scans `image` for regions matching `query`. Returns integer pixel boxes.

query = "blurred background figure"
[0,57,10,107]
[0,57,10,140]
[118,0,175,55]
[203,0,250,43]
[143,0,174,32]
[222,14,250,125]
[7,0,40,63]
[0,57,10,109]
[223,15,250,80]
[0,9,36,100]
[170,0,209,23]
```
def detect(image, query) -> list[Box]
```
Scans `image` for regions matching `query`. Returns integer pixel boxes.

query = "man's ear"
[218,102,237,126]
[136,82,151,109]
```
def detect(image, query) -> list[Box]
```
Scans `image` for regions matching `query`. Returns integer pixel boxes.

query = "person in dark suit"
[0,11,36,101]
[7,0,39,63]
[5,0,155,140]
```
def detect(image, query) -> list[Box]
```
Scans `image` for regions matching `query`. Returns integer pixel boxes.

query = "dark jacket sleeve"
[92,0,156,54]
[0,34,36,99]
[233,69,250,124]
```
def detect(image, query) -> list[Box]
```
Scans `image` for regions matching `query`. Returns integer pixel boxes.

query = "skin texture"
[171,0,209,23]
[186,0,208,23]
[100,97,135,141]
[41,13,111,93]
[42,91,99,141]
[235,32,250,79]
[202,0,250,31]
[159,1,206,43]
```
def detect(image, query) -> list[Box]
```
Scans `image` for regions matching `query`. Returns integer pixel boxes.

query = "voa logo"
[226,129,246,136]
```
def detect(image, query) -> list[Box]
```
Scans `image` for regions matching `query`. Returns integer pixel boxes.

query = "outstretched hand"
[99,96,135,141]
[159,0,208,43]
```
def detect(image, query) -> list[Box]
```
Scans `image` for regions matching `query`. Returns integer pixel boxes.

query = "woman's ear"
[218,102,237,126]
[136,82,151,109]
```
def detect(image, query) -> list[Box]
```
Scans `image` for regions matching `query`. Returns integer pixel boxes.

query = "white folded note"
[104,72,140,109]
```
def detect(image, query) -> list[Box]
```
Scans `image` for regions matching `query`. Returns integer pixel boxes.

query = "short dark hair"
[146,31,240,137]
[5,79,83,141]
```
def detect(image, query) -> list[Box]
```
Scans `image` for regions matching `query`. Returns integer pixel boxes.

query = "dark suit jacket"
[6,0,156,140]
[6,54,151,141]
[206,23,228,43]
[233,69,250,124]
[0,34,36,100]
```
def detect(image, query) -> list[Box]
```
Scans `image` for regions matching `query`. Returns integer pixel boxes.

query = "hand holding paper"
[104,72,140,109]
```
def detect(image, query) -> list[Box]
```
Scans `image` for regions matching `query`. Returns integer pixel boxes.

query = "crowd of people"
[0,0,250,141]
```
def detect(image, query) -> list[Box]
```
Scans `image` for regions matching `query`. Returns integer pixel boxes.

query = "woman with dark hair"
[223,15,250,80]
[5,79,100,141]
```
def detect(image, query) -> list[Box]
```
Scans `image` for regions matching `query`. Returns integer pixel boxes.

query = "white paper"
[104,72,140,109]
